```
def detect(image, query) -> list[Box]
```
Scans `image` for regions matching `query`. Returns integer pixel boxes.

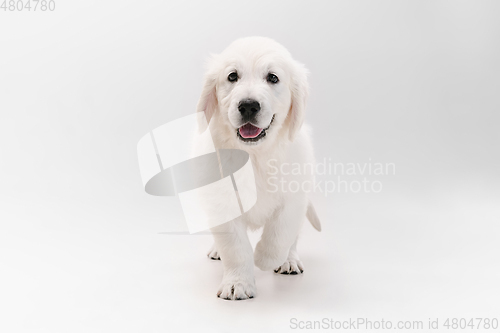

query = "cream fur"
[196,37,319,300]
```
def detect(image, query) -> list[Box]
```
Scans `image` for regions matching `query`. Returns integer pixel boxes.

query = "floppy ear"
[196,56,218,132]
[287,61,309,142]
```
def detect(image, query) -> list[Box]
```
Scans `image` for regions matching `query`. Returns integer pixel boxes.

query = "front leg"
[274,237,304,274]
[254,196,307,271]
[211,218,256,300]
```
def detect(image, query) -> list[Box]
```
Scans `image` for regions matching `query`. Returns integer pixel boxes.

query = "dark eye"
[228,72,238,82]
[267,73,279,84]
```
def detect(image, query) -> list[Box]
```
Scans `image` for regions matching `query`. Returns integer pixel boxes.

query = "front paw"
[217,276,256,300]
[254,241,288,271]
[274,259,304,275]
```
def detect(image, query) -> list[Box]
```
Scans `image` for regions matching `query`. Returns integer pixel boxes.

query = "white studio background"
[1,1,499,332]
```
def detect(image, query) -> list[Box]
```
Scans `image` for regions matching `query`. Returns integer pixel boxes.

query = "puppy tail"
[306,200,322,232]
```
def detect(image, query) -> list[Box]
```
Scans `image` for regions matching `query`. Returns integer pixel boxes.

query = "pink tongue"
[239,123,263,138]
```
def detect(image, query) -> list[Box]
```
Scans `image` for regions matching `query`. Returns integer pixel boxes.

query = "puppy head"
[197,37,309,146]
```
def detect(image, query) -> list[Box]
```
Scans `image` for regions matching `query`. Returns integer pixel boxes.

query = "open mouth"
[237,115,275,143]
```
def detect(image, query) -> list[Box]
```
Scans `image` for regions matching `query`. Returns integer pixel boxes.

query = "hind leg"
[207,243,220,260]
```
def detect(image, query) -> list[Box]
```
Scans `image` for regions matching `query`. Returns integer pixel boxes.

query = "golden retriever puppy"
[197,36,320,300]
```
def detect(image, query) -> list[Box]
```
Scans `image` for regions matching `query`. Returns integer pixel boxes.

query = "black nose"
[238,99,260,118]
